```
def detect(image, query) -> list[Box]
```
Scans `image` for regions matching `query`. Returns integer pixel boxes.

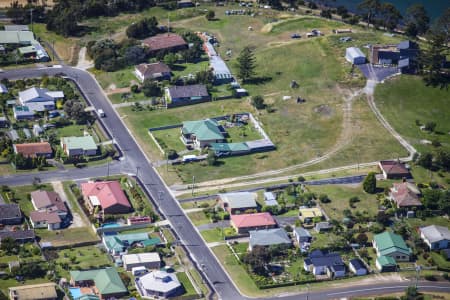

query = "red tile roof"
[30,211,61,224]
[142,33,187,52]
[14,142,52,158]
[391,182,422,207]
[31,190,67,213]
[81,181,131,210]
[231,212,276,228]
[379,160,410,176]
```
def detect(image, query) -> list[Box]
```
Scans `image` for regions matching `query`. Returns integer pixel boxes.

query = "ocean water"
[311,0,449,20]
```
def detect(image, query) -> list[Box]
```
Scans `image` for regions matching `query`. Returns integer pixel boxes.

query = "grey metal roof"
[420,225,450,243]
[346,47,365,59]
[0,204,22,221]
[219,192,257,209]
[349,258,366,270]
[4,25,30,31]
[306,250,343,268]
[18,87,63,104]
[294,227,311,238]
[249,228,292,248]
[0,84,8,93]
[168,84,208,99]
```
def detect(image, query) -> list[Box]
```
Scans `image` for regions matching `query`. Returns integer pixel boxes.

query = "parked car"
[291,33,301,39]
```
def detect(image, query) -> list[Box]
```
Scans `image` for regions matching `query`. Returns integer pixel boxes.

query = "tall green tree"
[363,172,376,194]
[236,46,256,83]
[404,4,429,37]
[357,0,381,28]
[379,2,402,31]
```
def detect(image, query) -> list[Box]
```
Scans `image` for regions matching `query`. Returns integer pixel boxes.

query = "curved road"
[1,67,447,300]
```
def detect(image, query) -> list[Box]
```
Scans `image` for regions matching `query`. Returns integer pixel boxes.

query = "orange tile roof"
[14,142,52,157]
[231,212,276,228]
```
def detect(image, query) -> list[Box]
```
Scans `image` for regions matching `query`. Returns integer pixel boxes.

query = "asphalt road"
[1,67,448,300]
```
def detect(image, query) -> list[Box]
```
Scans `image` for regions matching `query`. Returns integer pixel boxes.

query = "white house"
[345,47,366,65]
[135,270,182,299]
[122,252,161,271]
[420,225,450,250]
[18,87,63,112]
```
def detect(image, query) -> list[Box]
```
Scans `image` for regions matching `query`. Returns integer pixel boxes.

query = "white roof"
[264,192,276,201]
[18,87,63,104]
[219,192,258,209]
[89,195,101,206]
[0,84,8,93]
[420,225,450,243]
[132,266,147,273]
[138,270,181,293]
[123,252,161,265]
[346,47,365,59]
[46,91,64,98]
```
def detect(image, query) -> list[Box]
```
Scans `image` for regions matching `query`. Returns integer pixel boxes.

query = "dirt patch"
[314,104,334,117]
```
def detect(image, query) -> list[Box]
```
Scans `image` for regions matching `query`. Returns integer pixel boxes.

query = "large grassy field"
[375,76,450,154]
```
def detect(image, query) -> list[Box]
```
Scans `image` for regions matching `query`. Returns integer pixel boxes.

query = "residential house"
[349,258,367,276]
[369,40,419,73]
[263,192,279,207]
[81,181,132,214]
[303,250,345,278]
[135,270,182,299]
[166,84,210,106]
[177,0,195,8]
[373,231,411,262]
[134,62,171,82]
[219,192,258,214]
[0,204,22,225]
[13,106,35,120]
[0,30,34,45]
[30,190,68,218]
[13,142,53,158]
[29,211,61,230]
[18,87,63,112]
[181,118,225,149]
[248,228,292,251]
[419,225,450,250]
[345,47,366,65]
[60,136,98,157]
[22,128,31,139]
[293,227,312,245]
[33,124,44,136]
[230,212,277,234]
[299,207,323,223]
[102,232,151,255]
[9,282,57,300]
[376,255,397,272]
[0,230,35,244]
[315,222,333,233]
[378,160,410,179]
[142,33,187,54]
[122,252,161,271]
[389,182,422,208]
[70,268,128,300]
[4,25,29,31]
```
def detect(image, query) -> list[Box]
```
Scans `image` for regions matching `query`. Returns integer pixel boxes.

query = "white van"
[97,109,105,117]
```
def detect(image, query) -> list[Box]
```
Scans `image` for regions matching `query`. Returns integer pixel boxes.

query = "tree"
[142,79,162,97]
[205,10,215,21]
[355,233,368,245]
[123,46,146,65]
[319,194,331,203]
[363,172,376,194]
[243,246,271,275]
[163,53,178,67]
[357,0,381,28]
[404,4,429,37]
[207,150,217,166]
[63,100,88,124]
[435,149,450,171]
[126,17,159,39]
[320,9,332,19]
[424,121,437,132]
[0,237,17,254]
[251,95,265,110]
[236,47,256,82]
[379,2,402,31]
[417,152,433,169]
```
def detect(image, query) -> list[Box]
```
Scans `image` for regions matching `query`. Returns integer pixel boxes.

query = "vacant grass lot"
[307,184,379,221]
[36,227,100,247]
[375,76,450,154]
[177,272,198,297]
[187,211,210,226]
[152,127,186,153]
[33,23,76,63]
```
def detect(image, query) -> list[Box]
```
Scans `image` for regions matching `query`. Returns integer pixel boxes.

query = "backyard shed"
[345,47,366,65]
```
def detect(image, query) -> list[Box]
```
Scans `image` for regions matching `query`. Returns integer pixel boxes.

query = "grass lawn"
[307,184,379,220]
[62,181,82,215]
[36,227,99,247]
[375,75,450,154]
[410,165,449,189]
[171,59,210,78]
[92,66,138,90]
[1,184,53,216]
[187,211,210,226]
[267,16,347,35]
[33,23,77,63]
[405,216,450,229]
[200,228,226,243]
[109,92,148,104]
[55,245,112,278]
[225,123,262,143]
[431,252,450,272]
[177,272,198,297]
[310,231,342,249]
[152,127,186,153]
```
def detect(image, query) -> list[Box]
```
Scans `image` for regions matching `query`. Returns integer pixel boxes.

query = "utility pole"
[135,166,140,187]
[191,175,195,196]
[306,283,310,300]
[29,8,34,32]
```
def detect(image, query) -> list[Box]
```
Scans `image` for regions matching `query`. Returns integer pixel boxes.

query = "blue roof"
[350,258,366,270]
[306,250,343,268]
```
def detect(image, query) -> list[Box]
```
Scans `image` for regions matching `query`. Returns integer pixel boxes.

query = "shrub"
[319,194,330,203]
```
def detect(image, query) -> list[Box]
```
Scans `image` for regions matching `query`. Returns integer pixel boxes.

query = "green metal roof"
[0,31,34,44]
[18,45,37,54]
[70,268,127,295]
[142,237,161,247]
[182,119,224,141]
[75,294,100,300]
[374,231,411,257]
[61,136,97,151]
[210,142,249,153]
[376,255,396,267]
[104,232,149,252]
